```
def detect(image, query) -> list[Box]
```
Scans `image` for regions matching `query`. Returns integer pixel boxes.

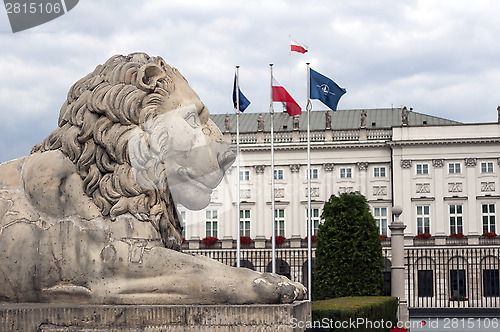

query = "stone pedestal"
[389,206,408,324]
[223,132,232,144]
[221,236,234,249]
[188,237,200,249]
[359,128,367,141]
[256,131,264,143]
[0,301,311,331]
[254,236,267,249]
[289,236,302,248]
[325,129,333,142]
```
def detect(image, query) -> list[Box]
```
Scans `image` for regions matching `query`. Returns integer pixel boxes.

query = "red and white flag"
[290,39,308,54]
[272,76,302,116]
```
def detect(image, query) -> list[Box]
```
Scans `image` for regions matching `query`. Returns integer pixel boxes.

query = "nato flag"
[232,75,251,112]
[310,68,346,111]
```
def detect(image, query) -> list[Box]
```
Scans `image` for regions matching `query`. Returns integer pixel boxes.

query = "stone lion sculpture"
[0,53,305,304]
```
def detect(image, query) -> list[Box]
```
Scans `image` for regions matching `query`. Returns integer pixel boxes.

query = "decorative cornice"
[476,195,500,200]
[289,164,301,173]
[323,163,334,172]
[432,159,444,168]
[357,162,368,171]
[400,159,412,168]
[238,141,388,152]
[388,137,500,147]
[253,165,265,174]
[443,196,468,201]
[410,197,436,202]
[465,158,477,167]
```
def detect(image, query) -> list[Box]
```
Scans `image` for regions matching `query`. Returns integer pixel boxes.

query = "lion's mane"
[32,52,183,250]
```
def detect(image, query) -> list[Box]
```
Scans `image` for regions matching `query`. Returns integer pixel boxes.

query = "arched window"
[266,259,291,279]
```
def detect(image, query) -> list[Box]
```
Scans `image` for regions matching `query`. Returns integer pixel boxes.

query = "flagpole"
[270,63,276,274]
[288,34,292,98]
[235,66,241,268]
[306,62,312,301]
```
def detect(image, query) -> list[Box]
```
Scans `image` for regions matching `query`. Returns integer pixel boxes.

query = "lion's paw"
[253,273,306,304]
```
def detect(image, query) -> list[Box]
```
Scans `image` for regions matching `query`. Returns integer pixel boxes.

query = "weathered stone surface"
[0,53,306,305]
[0,301,311,331]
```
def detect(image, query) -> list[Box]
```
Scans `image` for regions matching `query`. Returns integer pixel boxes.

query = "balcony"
[228,128,393,145]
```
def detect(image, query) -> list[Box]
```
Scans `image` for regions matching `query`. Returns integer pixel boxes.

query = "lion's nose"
[218,148,235,174]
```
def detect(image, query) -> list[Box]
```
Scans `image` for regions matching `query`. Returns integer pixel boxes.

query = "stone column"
[357,162,368,194]
[433,159,445,237]
[389,206,408,323]
[289,164,301,243]
[465,158,479,242]
[254,165,266,243]
[324,163,334,199]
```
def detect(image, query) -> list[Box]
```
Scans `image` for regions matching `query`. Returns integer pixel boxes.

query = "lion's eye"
[185,112,200,129]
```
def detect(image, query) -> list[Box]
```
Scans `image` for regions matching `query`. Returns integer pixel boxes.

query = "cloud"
[1,0,500,162]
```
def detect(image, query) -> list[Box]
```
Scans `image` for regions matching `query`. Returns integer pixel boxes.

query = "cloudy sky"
[1,0,500,163]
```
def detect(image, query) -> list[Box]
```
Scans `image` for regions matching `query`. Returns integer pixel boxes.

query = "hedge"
[310,296,398,332]
[313,192,384,300]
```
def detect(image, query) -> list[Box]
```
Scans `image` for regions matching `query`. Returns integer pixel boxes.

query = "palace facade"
[179,107,500,307]
[181,106,500,248]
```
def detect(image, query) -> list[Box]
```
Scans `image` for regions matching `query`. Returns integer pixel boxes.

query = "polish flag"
[272,76,302,116]
[290,39,308,54]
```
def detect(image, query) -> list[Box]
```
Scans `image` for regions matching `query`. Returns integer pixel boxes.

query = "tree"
[313,192,384,300]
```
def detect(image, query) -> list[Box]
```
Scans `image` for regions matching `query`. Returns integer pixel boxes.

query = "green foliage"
[312,296,398,332]
[313,192,384,300]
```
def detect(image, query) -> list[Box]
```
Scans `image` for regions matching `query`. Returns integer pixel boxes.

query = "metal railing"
[186,248,314,288]
[186,247,393,299]
[406,247,500,308]
[188,246,500,307]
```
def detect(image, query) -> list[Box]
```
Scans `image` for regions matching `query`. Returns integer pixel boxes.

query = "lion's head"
[32,52,235,250]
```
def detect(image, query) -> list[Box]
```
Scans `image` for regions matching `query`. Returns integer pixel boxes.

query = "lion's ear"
[137,63,166,91]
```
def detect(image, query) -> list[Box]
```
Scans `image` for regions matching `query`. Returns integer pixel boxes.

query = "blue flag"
[310,68,346,111]
[232,75,251,112]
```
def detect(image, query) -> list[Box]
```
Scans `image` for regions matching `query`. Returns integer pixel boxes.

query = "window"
[448,163,461,174]
[482,204,496,233]
[239,170,250,181]
[274,169,284,180]
[274,209,285,236]
[481,162,494,173]
[180,210,186,239]
[383,272,391,297]
[205,210,218,237]
[374,167,386,178]
[374,207,388,235]
[340,168,352,178]
[450,269,467,297]
[308,168,319,180]
[483,269,500,297]
[416,163,429,175]
[239,209,251,237]
[416,205,430,234]
[449,204,463,234]
[307,208,321,235]
[418,270,433,297]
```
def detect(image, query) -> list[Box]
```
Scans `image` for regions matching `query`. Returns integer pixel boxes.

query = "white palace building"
[181,106,500,308]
